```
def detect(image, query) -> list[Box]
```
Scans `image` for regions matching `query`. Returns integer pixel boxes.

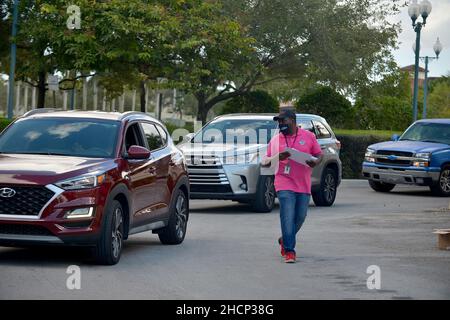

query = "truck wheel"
[92,200,124,265]
[430,166,450,197]
[312,168,338,207]
[251,175,276,213]
[368,180,395,193]
[158,189,189,245]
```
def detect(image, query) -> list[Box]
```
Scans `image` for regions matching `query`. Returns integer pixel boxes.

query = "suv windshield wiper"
[421,140,443,144]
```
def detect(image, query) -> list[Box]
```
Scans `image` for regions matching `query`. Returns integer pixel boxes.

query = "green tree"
[164,0,256,123]
[0,0,181,110]
[220,90,278,115]
[428,75,450,93]
[354,69,412,130]
[221,0,402,98]
[428,81,450,118]
[169,0,402,124]
[0,0,106,108]
[295,87,353,128]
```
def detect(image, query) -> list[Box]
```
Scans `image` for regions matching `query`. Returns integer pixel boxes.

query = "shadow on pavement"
[389,189,439,198]
[0,236,171,266]
[190,202,279,215]
[0,246,91,266]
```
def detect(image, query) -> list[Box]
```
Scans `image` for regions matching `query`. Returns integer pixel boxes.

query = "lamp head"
[408,0,420,26]
[433,37,443,58]
[419,0,432,25]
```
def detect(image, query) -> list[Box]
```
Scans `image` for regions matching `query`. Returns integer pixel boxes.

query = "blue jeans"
[277,190,310,254]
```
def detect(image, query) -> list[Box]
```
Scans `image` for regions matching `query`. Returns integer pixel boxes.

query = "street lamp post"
[421,37,443,119]
[408,0,433,122]
[7,0,20,120]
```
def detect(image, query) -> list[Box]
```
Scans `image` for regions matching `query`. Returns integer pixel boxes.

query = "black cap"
[273,109,297,121]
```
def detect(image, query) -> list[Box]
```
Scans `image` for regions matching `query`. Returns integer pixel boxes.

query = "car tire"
[158,189,189,245]
[91,200,124,265]
[368,180,396,193]
[430,166,450,197]
[251,175,276,213]
[312,168,338,207]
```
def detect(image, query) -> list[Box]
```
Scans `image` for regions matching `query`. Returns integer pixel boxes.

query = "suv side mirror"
[127,145,151,160]
[391,134,400,142]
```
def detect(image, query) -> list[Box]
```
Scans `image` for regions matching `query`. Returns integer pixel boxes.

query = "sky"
[392,0,450,77]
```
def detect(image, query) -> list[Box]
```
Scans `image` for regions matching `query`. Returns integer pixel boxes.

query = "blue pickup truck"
[362,119,450,196]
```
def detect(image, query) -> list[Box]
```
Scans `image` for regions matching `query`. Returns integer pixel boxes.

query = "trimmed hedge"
[337,134,388,179]
[164,121,194,135]
[0,118,12,132]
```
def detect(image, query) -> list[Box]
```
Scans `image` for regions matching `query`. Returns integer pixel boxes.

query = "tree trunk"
[140,80,146,113]
[196,92,212,125]
[196,100,209,124]
[37,71,46,108]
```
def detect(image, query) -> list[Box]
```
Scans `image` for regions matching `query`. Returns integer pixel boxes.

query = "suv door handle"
[148,167,157,175]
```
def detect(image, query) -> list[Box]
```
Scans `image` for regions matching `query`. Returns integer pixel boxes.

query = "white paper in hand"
[285,148,317,166]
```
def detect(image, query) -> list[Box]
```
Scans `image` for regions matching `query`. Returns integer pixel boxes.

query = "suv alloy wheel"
[252,175,276,213]
[312,168,338,207]
[158,189,189,244]
[92,200,124,265]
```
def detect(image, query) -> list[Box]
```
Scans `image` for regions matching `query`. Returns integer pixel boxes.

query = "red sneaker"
[278,238,285,257]
[285,252,296,263]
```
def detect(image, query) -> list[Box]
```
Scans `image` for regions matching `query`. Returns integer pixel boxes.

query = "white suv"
[178,113,342,212]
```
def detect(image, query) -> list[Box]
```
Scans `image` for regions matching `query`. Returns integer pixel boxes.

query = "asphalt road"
[0,180,449,300]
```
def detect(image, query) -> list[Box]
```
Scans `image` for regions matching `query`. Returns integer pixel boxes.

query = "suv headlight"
[415,152,431,161]
[365,148,376,163]
[65,207,95,219]
[413,152,431,167]
[55,174,106,191]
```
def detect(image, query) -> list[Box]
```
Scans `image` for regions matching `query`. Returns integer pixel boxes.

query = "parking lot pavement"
[0,180,449,300]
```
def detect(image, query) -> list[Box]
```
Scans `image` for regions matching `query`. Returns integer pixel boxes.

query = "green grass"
[334,129,402,138]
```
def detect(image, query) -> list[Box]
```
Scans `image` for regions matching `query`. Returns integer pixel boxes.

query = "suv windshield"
[0,118,120,158]
[400,122,450,145]
[194,119,278,145]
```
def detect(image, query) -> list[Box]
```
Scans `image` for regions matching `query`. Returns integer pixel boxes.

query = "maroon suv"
[0,110,189,265]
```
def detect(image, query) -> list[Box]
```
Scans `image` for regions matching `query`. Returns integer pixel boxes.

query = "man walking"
[262,109,323,263]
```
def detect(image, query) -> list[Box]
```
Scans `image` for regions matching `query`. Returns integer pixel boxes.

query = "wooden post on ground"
[24,83,29,111]
[93,79,98,111]
[32,86,36,108]
[102,89,107,111]
[82,78,87,111]
[132,90,136,111]
[145,83,149,114]
[63,91,68,110]
[15,82,21,115]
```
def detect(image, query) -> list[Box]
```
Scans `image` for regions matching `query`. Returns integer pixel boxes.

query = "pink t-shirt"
[266,129,322,194]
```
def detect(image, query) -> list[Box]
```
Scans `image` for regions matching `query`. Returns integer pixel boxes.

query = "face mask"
[279,124,290,135]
